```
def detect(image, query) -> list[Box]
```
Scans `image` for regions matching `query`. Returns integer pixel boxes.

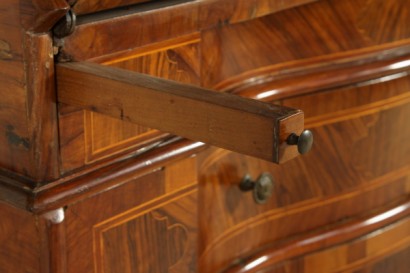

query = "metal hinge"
[53,10,77,39]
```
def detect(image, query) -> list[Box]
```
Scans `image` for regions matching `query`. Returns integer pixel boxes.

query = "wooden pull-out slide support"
[57,62,307,163]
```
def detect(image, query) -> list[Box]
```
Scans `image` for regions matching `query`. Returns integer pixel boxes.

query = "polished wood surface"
[56,0,410,171]
[32,139,204,213]
[198,73,410,272]
[59,34,200,173]
[24,34,61,181]
[59,0,320,61]
[229,52,410,101]
[224,202,410,273]
[57,62,304,163]
[259,246,410,273]
[0,0,38,179]
[64,157,198,273]
[0,0,64,182]
[71,0,319,16]
[0,201,42,272]
[73,0,153,15]
[201,0,410,89]
[58,33,202,173]
[1,0,410,272]
[21,0,69,32]
[102,33,201,83]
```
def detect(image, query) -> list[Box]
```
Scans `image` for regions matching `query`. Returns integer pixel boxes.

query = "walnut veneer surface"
[0,0,410,273]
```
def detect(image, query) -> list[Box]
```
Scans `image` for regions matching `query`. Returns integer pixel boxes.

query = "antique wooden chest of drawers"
[0,0,409,272]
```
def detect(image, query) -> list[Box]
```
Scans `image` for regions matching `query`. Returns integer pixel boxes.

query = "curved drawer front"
[54,1,410,271]
[225,214,410,273]
[198,74,410,272]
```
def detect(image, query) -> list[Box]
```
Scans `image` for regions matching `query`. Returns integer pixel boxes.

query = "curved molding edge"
[223,200,410,273]
[0,138,205,213]
[216,42,410,101]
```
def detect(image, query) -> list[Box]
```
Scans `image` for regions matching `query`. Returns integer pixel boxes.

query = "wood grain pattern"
[358,0,410,44]
[59,0,320,61]
[0,0,62,182]
[165,156,197,193]
[24,33,61,181]
[199,163,410,272]
[32,139,205,213]
[59,1,199,61]
[59,35,200,173]
[64,161,198,273]
[57,0,410,173]
[57,105,87,172]
[215,41,410,92]
[20,0,69,32]
[0,201,41,273]
[73,0,153,14]
[72,0,319,17]
[83,111,163,163]
[198,75,410,272]
[44,212,67,273]
[58,96,169,173]
[247,246,410,273]
[223,202,410,273]
[1,1,410,273]
[57,62,304,163]
[105,37,201,84]
[0,0,32,178]
[364,247,410,273]
[97,192,197,273]
[0,171,32,209]
[283,74,410,118]
[227,52,410,101]
[86,36,201,161]
[201,0,410,89]
[65,171,165,273]
[198,0,320,29]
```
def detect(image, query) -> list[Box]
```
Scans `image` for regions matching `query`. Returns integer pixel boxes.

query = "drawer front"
[58,34,200,173]
[198,75,410,272]
[226,217,410,273]
[64,157,198,273]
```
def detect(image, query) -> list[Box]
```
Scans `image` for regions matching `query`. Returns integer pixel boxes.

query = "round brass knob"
[287,130,313,155]
[239,173,274,204]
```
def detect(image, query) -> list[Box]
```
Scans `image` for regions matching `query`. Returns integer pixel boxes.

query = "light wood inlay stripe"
[306,92,410,128]
[202,166,410,257]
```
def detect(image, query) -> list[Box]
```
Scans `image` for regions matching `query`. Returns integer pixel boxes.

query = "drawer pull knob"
[287,130,313,155]
[57,62,307,163]
[239,173,274,204]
